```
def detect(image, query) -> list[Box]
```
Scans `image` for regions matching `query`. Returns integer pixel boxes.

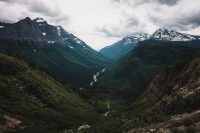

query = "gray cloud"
[147,8,200,31]
[125,17,139,27]
[0,0,199,47]
[158,0,180,6]
[111,0,180,6]
[0,0,69,24]
[96,26,122,37]
[96,16,146,38]
[96,0,200,37]
[28,2,58,17]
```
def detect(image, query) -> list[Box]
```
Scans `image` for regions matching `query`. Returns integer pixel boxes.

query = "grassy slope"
[0,53,101,132]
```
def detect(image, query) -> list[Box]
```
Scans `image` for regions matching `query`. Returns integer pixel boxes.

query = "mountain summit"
[100,28,200,61]
[0,17,87,45]
[0,17,109,86]
[150,28,200,41]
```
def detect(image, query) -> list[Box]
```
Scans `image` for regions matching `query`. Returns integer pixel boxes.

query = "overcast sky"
[0,0,200,50]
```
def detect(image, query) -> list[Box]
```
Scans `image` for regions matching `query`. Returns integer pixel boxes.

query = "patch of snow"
[42,32,46,36]
[0,26,4,28]
[74,37,82,44]
[36,18,46,23]
[77,125,90,131]
[68,45,74,49]
[56,26,61,36]
[48,41,55,44]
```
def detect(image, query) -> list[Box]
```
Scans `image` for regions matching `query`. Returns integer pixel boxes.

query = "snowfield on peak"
[35,18,46,23]
[42,32,46,36]
[150,28,200,41]
[124,33,150,45]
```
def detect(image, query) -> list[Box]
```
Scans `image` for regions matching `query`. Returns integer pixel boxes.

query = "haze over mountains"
[0,17,200,133]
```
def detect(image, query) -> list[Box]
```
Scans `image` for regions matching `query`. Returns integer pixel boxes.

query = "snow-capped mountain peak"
[150,28,200,41]
[0,17,88,49]
[33,18,48,27]
[123,33,150,45]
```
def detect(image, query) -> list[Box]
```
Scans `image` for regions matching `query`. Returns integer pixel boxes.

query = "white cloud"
[0,0,200,50]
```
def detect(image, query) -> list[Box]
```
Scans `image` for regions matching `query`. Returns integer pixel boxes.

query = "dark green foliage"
[93,40,199,100]
[118,56,200,131]
[0,53,101,132]
[0,39,109,86]
[0,114,6,125]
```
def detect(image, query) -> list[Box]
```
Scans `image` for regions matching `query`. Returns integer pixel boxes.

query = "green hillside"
[92,40,199,100]
[0,53,101,133]
[0,39,109,86]
[122,56,200,132]
[87,56,200,133]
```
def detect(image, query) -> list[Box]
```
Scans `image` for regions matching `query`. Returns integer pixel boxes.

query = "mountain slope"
[100,33,150,61]
[123,56,200,132]
[88,55,200,133]
[0,53,100,132]
[0,17,109,86]
[100,29,200,62]
[92,40,200,100]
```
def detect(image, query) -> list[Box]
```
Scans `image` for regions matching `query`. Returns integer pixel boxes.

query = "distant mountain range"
[0,17,109,86]
[100,28,200,61]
